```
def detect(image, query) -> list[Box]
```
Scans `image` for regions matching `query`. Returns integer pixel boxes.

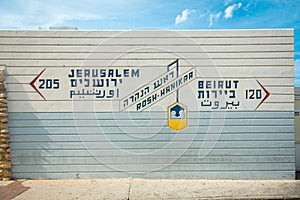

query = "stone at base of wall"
[0,67,10,181]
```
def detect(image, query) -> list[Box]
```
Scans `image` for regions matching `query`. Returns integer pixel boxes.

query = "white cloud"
[175,9,195,25]
[42,13,106,28]
[224,0,234,5]
[209,12,222,27]
[244,3,252,11]
[224,2,242,19]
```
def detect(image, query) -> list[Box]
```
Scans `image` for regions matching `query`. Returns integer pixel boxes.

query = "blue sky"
[0,0,299,86]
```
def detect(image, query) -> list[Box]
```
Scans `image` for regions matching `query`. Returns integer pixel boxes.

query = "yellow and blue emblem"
[168,102,188,130]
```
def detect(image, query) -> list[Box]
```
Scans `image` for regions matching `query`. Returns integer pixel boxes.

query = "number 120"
[246,89,262,99]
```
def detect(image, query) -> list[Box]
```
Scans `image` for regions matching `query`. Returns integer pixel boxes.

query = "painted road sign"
[28,63,270,112]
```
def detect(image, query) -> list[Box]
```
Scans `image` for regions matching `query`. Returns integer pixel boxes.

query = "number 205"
[39,79,60,89]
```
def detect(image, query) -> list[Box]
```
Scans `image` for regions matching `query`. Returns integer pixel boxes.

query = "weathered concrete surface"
[13,179,130,200]
[1,178,299,200]
[130,179,300,200]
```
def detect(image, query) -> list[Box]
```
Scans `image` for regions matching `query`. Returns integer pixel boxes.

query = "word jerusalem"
[68,68,140,78]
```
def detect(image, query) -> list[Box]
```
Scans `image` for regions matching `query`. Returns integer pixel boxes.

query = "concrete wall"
[0,29,295,179]
[295,87,300,172]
